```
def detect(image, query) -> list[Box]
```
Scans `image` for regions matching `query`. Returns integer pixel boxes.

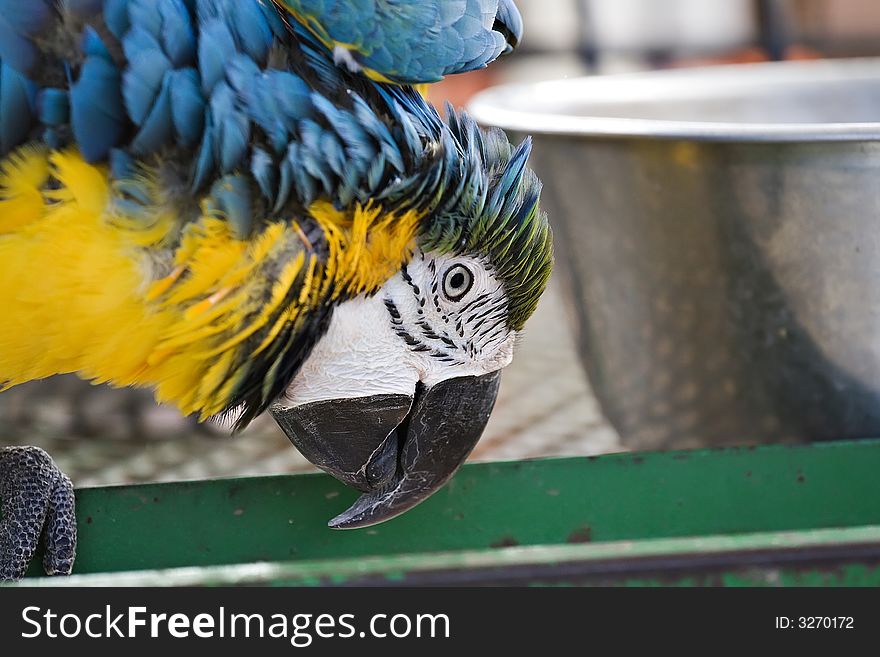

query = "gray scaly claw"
[1,446,76,581]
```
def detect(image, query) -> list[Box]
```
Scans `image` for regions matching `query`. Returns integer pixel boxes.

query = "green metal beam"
[14,525,880,587]
[10,439,880,584]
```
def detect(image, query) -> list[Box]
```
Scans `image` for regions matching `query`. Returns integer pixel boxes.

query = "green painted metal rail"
[11,439,880,586]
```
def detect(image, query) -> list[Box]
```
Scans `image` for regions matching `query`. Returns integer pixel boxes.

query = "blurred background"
[4,0,880,487]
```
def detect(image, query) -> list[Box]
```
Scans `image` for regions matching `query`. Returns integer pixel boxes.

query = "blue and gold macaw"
[0,0,551,580]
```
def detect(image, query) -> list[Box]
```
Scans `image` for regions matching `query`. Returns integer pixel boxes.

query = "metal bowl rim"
[469,58,880,142]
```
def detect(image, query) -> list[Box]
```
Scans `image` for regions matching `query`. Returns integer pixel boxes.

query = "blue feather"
[319,130,346,178]
[311,94,376,170]
[209,81,249,172]
[278,142,316,210]
[122,47,172,126]
[192,109,216,190]
[238,68,313,154]
[70,55,124,162]
[36,88,69,126]
[278,0,518,83]
[0,17,40,74]
[351,94,403,172]
[224,53,261,95]
[103,0,132,40]
[0,0,53,36]
[130,73,175,155]
[0,0,534,257]
[0,0,67,89]
[230,1,273,62]
[496,0,523,54]
[208,173,253,237]
[168,68,205,147]
[365,152,387,194]
[66,0,104,17]
[250,147,277,202]
[114,178,155,206]
[159,0,197,67]
[0,61,36,153]
[198,18,237,95]
[275,148,294,211]
[127,0,163,39]
[259,0,289,39]
[109,148,135,180]
[268,72,314,124]
[489,137,531,212]
[121,25,162,63]
[298,119,335,195]
[81,26,115,61]
[42,127,62,150]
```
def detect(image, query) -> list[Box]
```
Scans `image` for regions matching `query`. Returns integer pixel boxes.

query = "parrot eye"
[442,264,474,302]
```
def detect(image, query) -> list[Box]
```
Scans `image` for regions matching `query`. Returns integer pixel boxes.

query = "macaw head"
[271,112,552,529]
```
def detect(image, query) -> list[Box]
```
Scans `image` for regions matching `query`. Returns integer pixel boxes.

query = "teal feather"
[278,0,521,83]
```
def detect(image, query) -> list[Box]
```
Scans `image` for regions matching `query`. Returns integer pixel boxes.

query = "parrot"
[0,0,552,581]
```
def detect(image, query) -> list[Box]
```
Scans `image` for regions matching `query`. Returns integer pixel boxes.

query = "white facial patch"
[277,250,516,409]
[278,294,419,408]
[384,252,516,387]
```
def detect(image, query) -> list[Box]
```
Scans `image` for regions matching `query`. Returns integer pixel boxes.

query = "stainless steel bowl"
[471,59,880,449]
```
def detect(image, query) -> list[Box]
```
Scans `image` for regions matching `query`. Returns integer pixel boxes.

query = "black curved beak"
[271,371,501,528]
[272,394,412,492]
[495,0,524,54]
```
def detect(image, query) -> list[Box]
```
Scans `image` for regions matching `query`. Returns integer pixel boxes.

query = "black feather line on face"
[400,264,421,296]
[466,300,500,327]
[417,320,442,341]
[384,298,402,321]
[458,292,492,316]
[385,291,462,365]
[476,314,507,344]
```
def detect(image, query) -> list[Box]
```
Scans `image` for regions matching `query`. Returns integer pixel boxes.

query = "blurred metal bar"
[756,0,791,60]
[574,0,599,72]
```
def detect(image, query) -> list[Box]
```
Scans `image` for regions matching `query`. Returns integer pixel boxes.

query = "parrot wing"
[275,0,522,84]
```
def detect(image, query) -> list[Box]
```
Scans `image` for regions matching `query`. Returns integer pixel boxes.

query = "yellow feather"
[309,200,422,300]
[0,148,423,420]
[0,145,50,233]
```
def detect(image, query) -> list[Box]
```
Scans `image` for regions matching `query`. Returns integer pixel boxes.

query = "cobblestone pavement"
[1,276,621,487]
